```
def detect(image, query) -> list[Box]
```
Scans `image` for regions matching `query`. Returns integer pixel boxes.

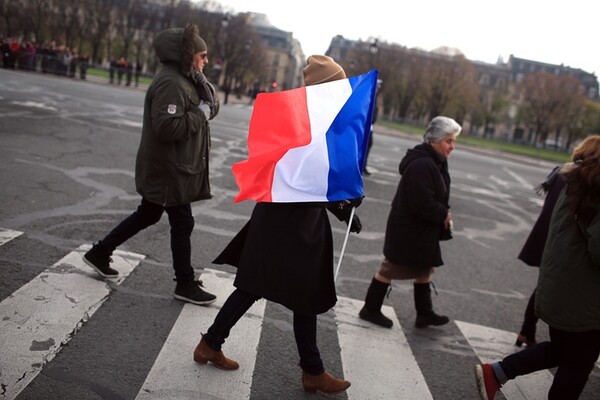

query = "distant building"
[507,55,598,99]
[243,12,303,91]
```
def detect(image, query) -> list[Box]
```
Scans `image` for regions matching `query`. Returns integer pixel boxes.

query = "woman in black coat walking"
[514,165,565,347]
[193,55,363,395]
[359,116,461,329]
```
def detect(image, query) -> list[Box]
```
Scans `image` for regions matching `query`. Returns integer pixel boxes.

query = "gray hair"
[423,116,462,143]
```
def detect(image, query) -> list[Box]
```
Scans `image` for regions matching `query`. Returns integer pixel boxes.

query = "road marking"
[503,167,533,189]
[136,269,266,400]
[10,101,58,111]
[137,271,433,400]
[0,228,23,246]
[456,320,553,400]
[112,119,143,128]
[0,244,144,400]
[337,297,433,400]
[470,288,527,300]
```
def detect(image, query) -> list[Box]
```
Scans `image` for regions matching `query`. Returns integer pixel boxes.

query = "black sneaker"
[83,243,119,278]
[174,280,216,306]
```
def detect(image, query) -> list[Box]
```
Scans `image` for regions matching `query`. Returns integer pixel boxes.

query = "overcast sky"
[203,0,599,76]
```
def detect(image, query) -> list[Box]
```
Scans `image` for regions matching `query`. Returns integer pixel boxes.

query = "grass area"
[87,67,154,86]
[380,120,571,164]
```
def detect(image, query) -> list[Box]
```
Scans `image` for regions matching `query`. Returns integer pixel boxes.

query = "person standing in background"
[135,60,142,87]
[78,53,90,80]
[363,78,381,176]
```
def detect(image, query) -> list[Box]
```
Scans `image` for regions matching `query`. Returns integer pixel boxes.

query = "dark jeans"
[499,326,600,399]
[98,198,195,282]
[204,288,325,375]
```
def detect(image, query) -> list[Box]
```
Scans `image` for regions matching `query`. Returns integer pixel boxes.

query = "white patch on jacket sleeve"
[167,104,177,114]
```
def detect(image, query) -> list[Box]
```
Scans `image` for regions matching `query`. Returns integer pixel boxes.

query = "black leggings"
[203,288,324,375]
[99,198,195,282]
[499,326,600,399]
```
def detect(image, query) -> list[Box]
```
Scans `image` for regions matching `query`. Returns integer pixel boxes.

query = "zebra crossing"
[0,227,597,400]
[0,230,145,400]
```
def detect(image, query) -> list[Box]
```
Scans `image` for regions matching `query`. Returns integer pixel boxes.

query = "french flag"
[232,70,378,203]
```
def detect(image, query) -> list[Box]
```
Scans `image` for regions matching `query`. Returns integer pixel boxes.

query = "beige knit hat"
[303,55,346,86]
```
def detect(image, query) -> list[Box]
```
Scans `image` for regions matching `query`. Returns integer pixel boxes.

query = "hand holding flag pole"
[334,206,355,282]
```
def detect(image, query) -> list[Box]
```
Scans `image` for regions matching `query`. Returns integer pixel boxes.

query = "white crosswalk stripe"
[0,244,144,400]
[0,228,22,246]
[337,297,433,400]
[457,320,554,400]
[136,269,432,399]
[136,269,266,400]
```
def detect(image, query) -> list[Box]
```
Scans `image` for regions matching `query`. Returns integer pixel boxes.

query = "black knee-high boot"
[414,282,449,328]
[359,277,393,328]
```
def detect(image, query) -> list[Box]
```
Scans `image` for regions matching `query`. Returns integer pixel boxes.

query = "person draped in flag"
[359,116,461,329]
[193,55,362,395]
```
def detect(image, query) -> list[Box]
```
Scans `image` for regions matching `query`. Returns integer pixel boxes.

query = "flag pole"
[334,206,355,282]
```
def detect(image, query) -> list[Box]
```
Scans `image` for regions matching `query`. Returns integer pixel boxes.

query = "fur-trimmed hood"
[153,25,199,76]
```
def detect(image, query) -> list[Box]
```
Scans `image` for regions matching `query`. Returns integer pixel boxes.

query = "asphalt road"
[1,68,598,400]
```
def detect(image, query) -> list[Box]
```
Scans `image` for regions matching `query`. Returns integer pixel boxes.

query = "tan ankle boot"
[193,337,239,370]
[302,371,351,394]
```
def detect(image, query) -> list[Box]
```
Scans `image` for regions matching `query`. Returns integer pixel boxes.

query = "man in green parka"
[83,24,219,305]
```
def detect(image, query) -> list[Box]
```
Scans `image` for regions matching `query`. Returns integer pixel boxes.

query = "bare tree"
[518,72,566,144]
[419,50,477,122]
[552,75,588,149]
[51,0,84,48]
[0,0,23,37]
[85,0,117,64]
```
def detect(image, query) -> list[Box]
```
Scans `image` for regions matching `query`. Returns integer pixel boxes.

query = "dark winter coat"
[214,202,350,316]
[518,166,565,267]
[135,28,211,206]
[383,143,450,268]
[535,188,600,332]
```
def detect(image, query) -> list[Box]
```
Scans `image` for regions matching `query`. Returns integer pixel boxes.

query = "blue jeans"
[204,288,325,375]
[98,198,195,282]
[497,326,600,399]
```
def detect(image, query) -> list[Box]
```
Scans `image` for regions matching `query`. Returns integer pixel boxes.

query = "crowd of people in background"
[1,36,141,87]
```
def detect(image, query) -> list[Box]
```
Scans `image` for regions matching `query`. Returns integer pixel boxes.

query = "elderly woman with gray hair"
[359,116,461,328]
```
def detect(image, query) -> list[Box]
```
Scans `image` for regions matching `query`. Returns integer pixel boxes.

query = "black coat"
[213,202,339,316]
[383,143,450,268]
[518,166,565,267]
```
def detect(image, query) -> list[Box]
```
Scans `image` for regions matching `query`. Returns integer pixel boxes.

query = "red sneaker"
[474,364,501,400]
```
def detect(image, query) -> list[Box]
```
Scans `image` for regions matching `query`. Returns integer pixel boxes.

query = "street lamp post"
[369,39,378,70]
[219,14,230,103]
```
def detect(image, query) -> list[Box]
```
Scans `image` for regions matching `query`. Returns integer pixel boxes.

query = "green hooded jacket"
[535,188,600,332]
[135,27,211,206]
